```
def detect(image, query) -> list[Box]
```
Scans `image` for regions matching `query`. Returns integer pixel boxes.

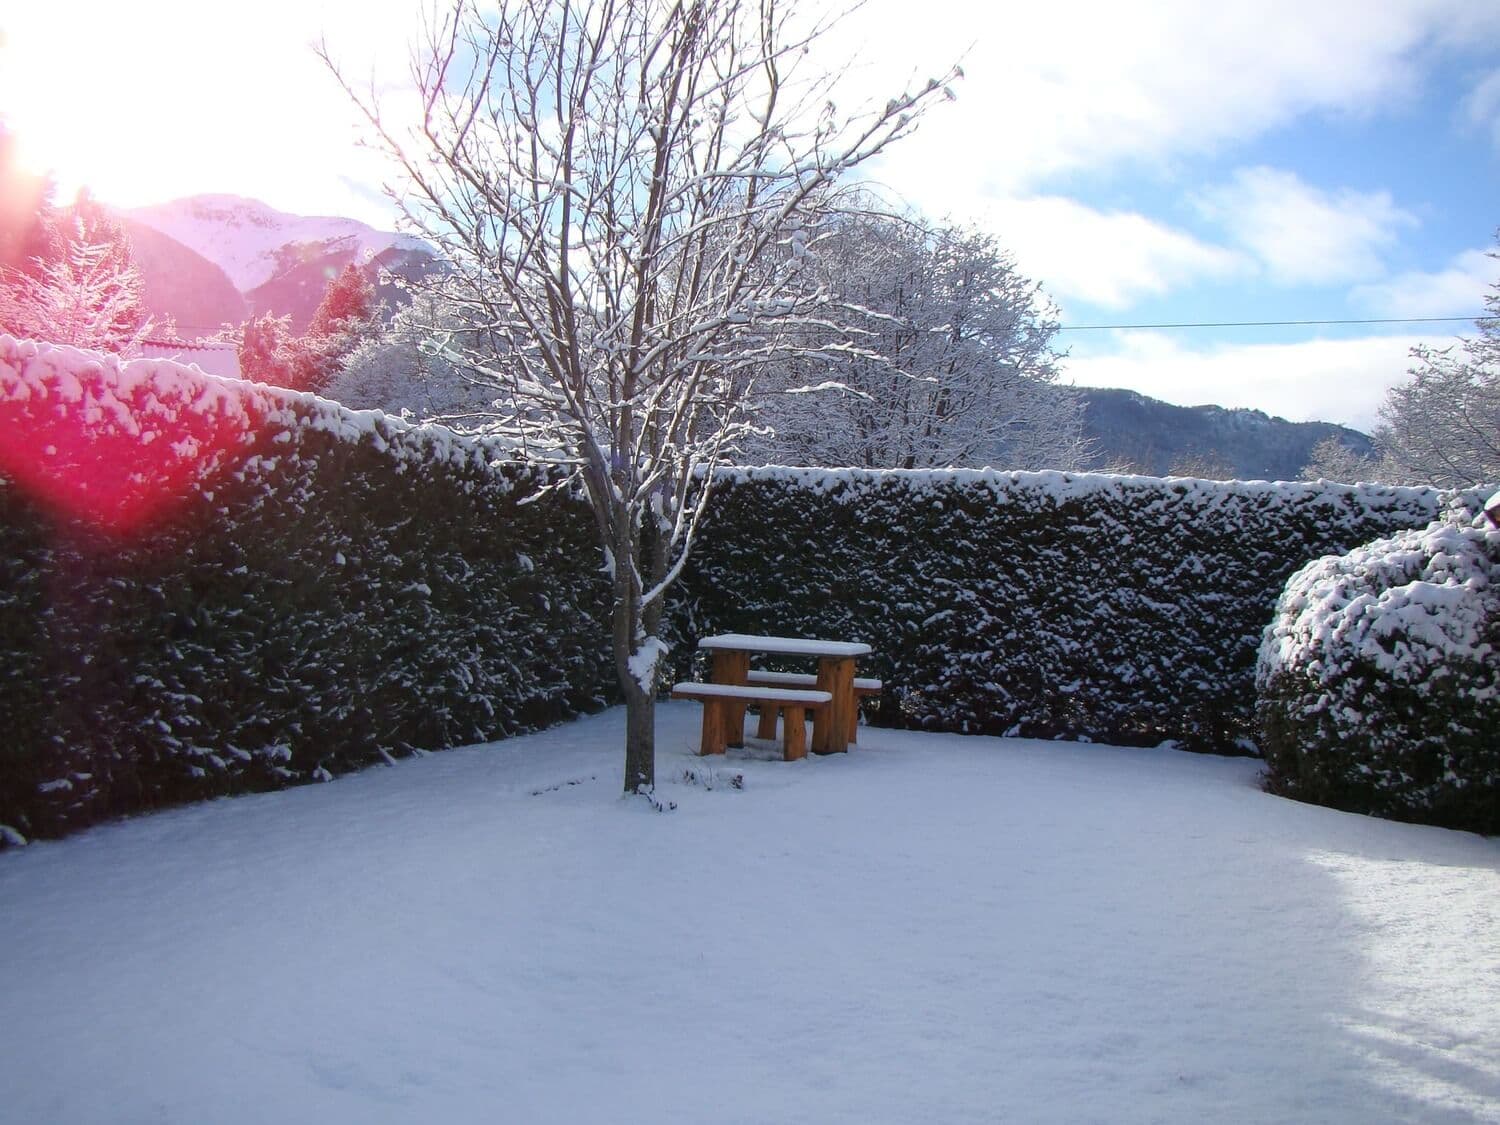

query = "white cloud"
[840,0,1500,204]
[1061,331,1456,431]
[1351,247,1496,317]
[1462,68,1500,149]
[977,197,1247,311]
[1195,168,1417,286]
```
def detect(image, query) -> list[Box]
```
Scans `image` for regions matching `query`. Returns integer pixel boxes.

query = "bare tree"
[747,209,1087,469]
[323,0,955,794]
[1376,263,1499,487]
[320,286,484,419]
[1307,238,1499,488]
[1167,449,1235,480]
[1300,435,1404,484]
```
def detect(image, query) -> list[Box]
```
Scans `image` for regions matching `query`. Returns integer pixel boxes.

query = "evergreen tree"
[237,313,317,389]
[0,186,152,352]
[307,262,379,343]
[236,265,382,393]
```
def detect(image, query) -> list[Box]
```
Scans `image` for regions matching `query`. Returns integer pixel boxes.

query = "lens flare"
[0,339,261,536]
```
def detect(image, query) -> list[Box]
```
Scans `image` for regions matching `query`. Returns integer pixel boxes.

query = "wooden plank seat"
[671,682,832,762]
[746,670,883,743]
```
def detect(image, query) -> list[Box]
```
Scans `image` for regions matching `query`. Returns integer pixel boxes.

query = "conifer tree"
[307,262,379,343]
[0,187,152,352]
[236,265,383,392]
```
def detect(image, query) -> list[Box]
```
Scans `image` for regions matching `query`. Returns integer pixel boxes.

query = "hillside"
[1074,387,1374,480]
[246,242,444,333]
[116,217,247,337]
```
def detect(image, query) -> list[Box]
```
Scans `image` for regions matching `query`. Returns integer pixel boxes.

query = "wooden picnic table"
[698,633,872,755]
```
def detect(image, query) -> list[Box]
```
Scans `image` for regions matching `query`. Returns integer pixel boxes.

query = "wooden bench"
[746,670,882,743]
[671,682,832,762]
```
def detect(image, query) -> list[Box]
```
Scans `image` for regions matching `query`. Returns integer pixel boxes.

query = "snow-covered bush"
[1256,494,1500,834]
[676,468,1447,752]
[0,335,613,843]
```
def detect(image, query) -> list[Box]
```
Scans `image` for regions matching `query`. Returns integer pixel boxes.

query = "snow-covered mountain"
[115,216,248,336]
[127,195,429,292]
[122,195,439,333]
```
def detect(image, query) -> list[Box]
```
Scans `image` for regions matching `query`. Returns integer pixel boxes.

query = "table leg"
[711,649,750,748]
[813,656,855,754]
[700,701,727,755]
[756,705,780,740]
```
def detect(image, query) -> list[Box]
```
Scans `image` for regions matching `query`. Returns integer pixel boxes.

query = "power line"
[160,312,1489,337]
[1057,315,1488,332]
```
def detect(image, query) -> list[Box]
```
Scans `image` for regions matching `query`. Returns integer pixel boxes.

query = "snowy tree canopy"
[746,209,1087,470]
[0,191,153,354]
[1304,237,1500,488]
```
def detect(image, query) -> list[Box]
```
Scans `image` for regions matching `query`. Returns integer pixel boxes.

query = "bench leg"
[756,704,780,740]
[847,701,859,745]
[699,701,727,756]
[782,706,807,762]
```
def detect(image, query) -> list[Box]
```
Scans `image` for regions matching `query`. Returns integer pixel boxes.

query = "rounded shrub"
[1256,495,1500,834]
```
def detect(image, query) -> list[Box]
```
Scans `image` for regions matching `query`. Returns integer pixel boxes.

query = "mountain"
[116,217,247,337]
[116,195,1367,481]
[1073,387,1374,480]
[245,241,442,333]
[123,195,438,333]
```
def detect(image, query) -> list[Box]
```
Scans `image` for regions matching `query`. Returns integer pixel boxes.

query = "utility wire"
[157,313,1489,337]
[1057,315,1488,332]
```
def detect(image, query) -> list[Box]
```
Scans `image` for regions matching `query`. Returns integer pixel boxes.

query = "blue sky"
[2,0,1496,431]
[845,0,1500,430]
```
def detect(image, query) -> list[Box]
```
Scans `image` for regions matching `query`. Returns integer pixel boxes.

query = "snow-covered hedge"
[1256,495,1500,834]
[0,335,1460,843]
[0,337,613,843]
[675,467,1446,752]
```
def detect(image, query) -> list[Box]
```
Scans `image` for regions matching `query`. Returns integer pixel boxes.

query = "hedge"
[0,336,1458,845]
[673,467,1445,752]
[0,337,614,843]
[1256,494,1499,834]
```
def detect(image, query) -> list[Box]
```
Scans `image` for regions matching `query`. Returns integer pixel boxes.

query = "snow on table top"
[698,633,871,658]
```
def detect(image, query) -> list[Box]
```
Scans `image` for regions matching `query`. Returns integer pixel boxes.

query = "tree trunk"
[621,674,655,794]
[612,532,657,794]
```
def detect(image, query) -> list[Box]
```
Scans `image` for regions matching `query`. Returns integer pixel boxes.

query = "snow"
[126,194,429,293]
[670,681,832,704]
[0,334,516,480]
[1261,517,1499,687]
[628,636,671,692]
[2,705,1497,1124]
[698,633,873,658]
[713,463,1442,512]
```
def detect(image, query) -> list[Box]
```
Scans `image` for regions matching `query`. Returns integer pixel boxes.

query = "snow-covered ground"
[3,704,1497,1124]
